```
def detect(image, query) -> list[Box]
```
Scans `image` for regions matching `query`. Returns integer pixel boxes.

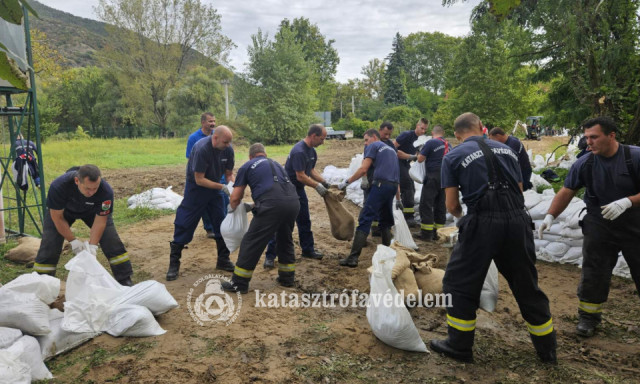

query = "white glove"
[87,243,98,256]
[315,183,328,196]
[70,239,86,255]
[538,214,554,239]
[227,203,235,213]
[221,185,231,196]
[360,175,369,190]
[601,198,632,220]
[337,180,350,191]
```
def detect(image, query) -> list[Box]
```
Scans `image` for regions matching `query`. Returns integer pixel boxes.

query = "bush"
[335,115,375,138]
[381,105,422,125]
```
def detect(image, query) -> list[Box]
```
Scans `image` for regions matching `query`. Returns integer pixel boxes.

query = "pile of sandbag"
[389,244,444,304]
[127,186,183,210]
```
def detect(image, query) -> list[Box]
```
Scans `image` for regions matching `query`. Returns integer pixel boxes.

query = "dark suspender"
[623,145,640,193]
[584,145,639,208]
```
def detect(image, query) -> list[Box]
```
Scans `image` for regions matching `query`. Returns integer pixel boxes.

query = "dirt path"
[50,138,639,383]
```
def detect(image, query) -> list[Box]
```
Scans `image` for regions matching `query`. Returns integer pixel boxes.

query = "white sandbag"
[150,187,168,199]
[409,161,425,183]
[392,208,418,250]
[5,335,52,380]
[566,207,587,229]
[113,280,178,316]
[537,233,564,242]
[37,309,100,361]
[155,201,177,210]
[220,202,249,253]
[542,188,556,197]
[558,237,583,248]
[528,198,554,220]
[0,272,60,305]
[479,261,499,313]
[0,291,50,336]
[0,328,22,349]
[0,350,30,384]
[413,135,430,148]
[103,305,166,337]
[548,223,564,236]
[560,226,583,239]
[530,173,551,189]
[347,154,363,178]
[523,190,542,210]
[558,247,582,265]
[533,154,545,170]
[322,165,349,185]
[557,200,586,222]
[366,245,428,352]
[536,248,555,263]
[544,242,570,259]
[613,255,631,279]
[533,239,549,250]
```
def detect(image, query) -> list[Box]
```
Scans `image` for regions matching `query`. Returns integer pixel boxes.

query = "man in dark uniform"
[540,116,640,337]
[338,129,400,267]
[431,112,556,364]
[33,164,133,286]
[489,127,533,191]
[166,126,235,281]
[415,124,450,240]
[363,121,396,237]
[263,124,330,266]
[394,118,428,226]
[221,143,300,293]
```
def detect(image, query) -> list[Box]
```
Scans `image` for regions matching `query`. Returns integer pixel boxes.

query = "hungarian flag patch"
[102,200,112,211]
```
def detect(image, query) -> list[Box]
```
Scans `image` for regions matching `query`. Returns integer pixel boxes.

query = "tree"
[332,79,367,120]
[95,0,234,136]
[404,32,461,95]
[235,29,315,144]
[383,33,408,105]
[360,58,385,100]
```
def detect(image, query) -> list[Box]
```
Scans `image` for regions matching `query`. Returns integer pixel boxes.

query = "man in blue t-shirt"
[338,129,400,267]
[431,113,555,364]
[221,143,300,293]
[540,116,640,338]
[33,165,134,286]
[489,127,533,191]
[167,126,236,281]
[394,118,428,226]
[415,125,450,240]
[264,124,330,265]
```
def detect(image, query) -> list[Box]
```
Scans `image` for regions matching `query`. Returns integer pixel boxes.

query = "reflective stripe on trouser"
[356,182,396,234]
[398,161,415,218]
[419,171,446,227]
[526,318,554,336]
[234,266,254,279]
[578,211,640,322]
[434,223,444,229]
[443,210,551,351]
[447,314,476,332]
[372,221,379,228]
[278,263,295,272]
[420,223,434,231]
[33,263,56,275]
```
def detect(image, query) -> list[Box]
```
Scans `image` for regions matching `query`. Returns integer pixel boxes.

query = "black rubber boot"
[413,229,433,241]
[371,225,381,237]
[117,277,133,287]
[430,339,473,363]
[405,217,419,228]
[166,242,185,281]
[576,311,601,337]
[339,230,368,267]
[432,229,440,241]
[301,249,324,260]
[276,271,295,287]
[531,330,557,364]
[380,227,392,247]
[222,275,250,294]
[215,238,235,272]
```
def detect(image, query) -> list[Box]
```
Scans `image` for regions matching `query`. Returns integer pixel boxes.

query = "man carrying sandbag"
[221,143,300,293]
[33,164,134,286]
[540,116,640,338]
[415,124,450,241]
[338,129,400,267]
[166,126,236,281]
[431,112,556,364]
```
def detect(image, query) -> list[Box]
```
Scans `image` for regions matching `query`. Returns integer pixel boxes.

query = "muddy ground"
[48,136,639,383]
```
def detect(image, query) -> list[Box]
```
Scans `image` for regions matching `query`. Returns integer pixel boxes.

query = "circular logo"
[187,274,242,326]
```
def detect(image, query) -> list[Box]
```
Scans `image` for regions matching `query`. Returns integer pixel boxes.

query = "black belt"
[372,179,399,188]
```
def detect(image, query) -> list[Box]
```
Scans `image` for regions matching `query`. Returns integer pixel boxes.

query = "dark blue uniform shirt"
[505,135,532,175]
[565,144,640,211]
[395,131,419,155]
[441,136,522,209]
[235,156,289,200]
[365,141,400,183]
[47,171,114,217]
[420,137,450,172]
[187,136,234,183]
[186,129,207,158]
[365,139,396,181]
[285,140,317,188]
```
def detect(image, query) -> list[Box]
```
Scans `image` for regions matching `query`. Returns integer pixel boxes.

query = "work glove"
[221,184,231,196]
[395,200,404,211]
[321,181,330,189]
[337,180,350,191]
[408,155,418,162]
[243,202,255,211]
[601,198,632,220]
[70,239,86,255]
[315,183,328,197]
[227,203,235,213]
[538,214,554,239]
[360,175,369,190]
[87,243,98,256]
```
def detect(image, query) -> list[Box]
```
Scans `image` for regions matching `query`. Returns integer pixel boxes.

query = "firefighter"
[431,112,556,364]
[489,127,533,191]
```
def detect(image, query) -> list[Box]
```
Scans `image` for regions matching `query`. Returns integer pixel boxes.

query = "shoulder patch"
[102,200,112,211]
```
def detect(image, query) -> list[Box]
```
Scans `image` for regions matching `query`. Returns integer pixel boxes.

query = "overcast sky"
[37,0,480,82]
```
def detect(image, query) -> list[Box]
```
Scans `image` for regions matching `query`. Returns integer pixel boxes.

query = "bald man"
[166,126,236,281]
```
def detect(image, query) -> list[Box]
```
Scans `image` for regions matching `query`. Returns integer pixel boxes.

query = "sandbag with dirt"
[390,248,419,303]
[413,262,445,295]
[5,237,41,264]
[323,188,355,241]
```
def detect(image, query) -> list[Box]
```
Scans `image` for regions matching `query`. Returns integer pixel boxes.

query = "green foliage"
[407,88,441,116]
[382,105,422,126]
[334,114,372,138]
[383,33,408,106]
[360,58,385,100]
[357,98,386,122]
[332,79,368,122]
[404,32,462,95]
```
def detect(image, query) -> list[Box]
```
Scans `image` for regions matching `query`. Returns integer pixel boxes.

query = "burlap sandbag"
[323,189,355,241]
[391,248,411,279]
[413,261,445,294]
[391,243,439,266]
[394,268,420,303]
[5,236,41,263]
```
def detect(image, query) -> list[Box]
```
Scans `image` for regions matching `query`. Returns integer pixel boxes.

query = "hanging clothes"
[12,138,40,190]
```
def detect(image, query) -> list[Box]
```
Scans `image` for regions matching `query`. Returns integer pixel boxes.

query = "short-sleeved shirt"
[441,136,522,209]
[186,128,208,158]
[395,131,419,156]
[186,136,234,183]
[285,140,317,188]
[365,141,400,183]
[235,156,290,200]
[564,144,640,211]
[47,171,114,217]
[420,137,450,172]
[505,135,532,174]
[365,139,396,181]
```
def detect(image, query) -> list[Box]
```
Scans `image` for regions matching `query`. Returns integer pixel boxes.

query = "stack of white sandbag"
[322,156,363,207]
[127,186,183,210]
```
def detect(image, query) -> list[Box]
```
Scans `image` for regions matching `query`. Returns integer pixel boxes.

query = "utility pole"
[220,79,230,119]
[351,96,355,115]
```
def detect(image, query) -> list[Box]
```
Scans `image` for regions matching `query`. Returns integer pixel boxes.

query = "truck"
[325,127,353,140]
